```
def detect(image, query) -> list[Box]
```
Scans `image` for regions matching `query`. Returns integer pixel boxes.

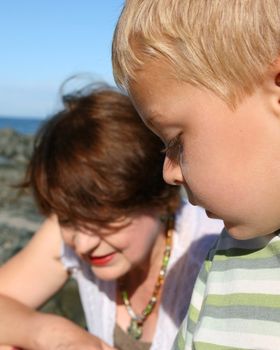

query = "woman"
[0,86,223,350]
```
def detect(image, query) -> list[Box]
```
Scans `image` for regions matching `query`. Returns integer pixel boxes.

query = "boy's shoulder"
[180,231,280,349]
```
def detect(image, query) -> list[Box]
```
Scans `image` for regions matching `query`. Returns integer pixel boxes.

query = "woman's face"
[60,212,165,280]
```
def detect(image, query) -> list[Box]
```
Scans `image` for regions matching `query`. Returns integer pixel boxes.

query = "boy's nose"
[74,231,101,255]
[163,156,184,186]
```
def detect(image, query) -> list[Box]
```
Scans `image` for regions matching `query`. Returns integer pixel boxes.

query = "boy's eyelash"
[161,134,182,154]
[161,134,183,163]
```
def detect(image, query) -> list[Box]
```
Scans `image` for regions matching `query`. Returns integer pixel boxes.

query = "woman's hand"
[33,313,117,350]
[0,344,117,350]
[101,344,117,350]
[0,295,116,350]
[0,337,117,350]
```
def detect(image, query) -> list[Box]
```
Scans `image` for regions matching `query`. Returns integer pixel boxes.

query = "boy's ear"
[275,73,280,88]
[264,56,280,117]
[273,56,280,89]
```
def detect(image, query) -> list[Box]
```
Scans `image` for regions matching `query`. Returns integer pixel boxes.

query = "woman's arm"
[0,216,68,307]
[0,217,116,349]
[0,215,68,348]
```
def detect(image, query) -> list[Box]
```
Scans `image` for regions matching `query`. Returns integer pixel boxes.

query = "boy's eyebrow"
[146,111,163,127]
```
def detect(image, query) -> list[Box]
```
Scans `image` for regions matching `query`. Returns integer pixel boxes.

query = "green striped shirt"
[172,229,280,350]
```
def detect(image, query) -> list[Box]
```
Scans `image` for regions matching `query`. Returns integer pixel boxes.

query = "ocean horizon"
[0,116,45,135]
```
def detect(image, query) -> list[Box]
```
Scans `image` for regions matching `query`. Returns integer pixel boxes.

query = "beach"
[0,128,85,327]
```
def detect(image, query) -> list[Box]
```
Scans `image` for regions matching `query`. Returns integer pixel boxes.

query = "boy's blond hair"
[112,0,280,105]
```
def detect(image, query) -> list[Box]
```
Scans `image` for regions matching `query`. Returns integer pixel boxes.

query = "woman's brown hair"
[24,85,180,228]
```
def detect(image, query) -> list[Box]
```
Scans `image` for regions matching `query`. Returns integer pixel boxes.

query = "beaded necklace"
[120,215,173,340]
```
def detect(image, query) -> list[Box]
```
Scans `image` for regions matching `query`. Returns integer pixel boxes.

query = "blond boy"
[112,1,280,349]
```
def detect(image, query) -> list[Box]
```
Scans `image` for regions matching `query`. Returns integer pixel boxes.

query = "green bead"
[163,255,169,267]
[122,291,128,299]
[128,319,143,340]
[144,303,153,315]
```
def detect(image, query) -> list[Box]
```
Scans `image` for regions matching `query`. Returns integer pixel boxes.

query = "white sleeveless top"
[61,201,224,349]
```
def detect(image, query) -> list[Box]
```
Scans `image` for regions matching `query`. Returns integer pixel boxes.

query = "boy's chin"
[225,222,276,241]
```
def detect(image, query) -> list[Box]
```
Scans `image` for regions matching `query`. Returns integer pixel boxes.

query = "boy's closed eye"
[161,134,183,163]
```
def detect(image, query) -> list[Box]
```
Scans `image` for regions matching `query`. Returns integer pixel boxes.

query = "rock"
[0,128,34,164]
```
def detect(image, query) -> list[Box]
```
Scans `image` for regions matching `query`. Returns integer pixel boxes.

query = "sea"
[0,116,45,135]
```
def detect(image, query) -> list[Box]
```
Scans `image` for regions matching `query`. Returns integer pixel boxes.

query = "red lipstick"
[90,252,116,266]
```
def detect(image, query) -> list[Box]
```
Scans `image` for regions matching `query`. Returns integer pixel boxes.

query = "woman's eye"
[161,134,183,162]
[59,218,71,226]
[58,218,78,231]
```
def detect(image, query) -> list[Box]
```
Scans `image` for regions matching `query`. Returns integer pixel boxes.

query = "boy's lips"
[89,252,116,266]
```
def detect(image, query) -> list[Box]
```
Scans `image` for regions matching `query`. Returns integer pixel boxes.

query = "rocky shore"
[0,128,85,327]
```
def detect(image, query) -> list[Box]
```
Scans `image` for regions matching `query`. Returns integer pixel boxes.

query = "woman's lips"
[89,252,116,266]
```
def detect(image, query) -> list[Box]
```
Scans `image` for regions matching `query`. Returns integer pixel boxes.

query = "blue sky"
[0,1,124,118]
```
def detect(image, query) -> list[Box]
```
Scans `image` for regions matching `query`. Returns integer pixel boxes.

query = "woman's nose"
[74,231,101,255]
[163,156,184,186]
